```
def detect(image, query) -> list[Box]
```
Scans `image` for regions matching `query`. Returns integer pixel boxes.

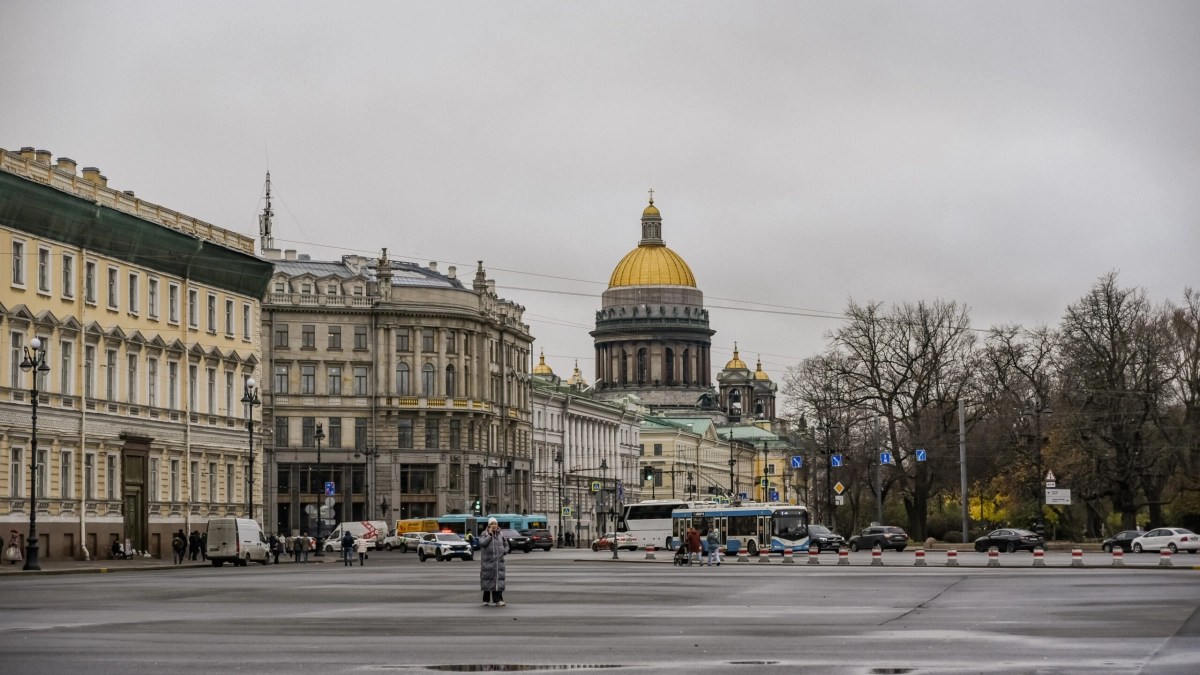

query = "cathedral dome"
[724,344,747,370]
[608,245,696,288]
[754,357,770,380]
[533,350,554,376]
[642,203,660,217]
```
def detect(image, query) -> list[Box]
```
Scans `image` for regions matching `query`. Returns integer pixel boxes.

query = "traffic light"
[472,499,481,513]
[642,465,655,482]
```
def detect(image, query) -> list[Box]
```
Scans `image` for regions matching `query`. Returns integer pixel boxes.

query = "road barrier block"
[946,549,959,567]
[782,547,795,564]
[1071,549,1083,567]
[758,549,771,563]
[987,547,1000,567]
[837,547,850,565]
[871,547,883,566]
[914,549,926,567]
[645,546,656,561]
[807,547,820,565]
[1160,549,1173,567]
[1111,548,1124,567]
[1033,548,1046,567]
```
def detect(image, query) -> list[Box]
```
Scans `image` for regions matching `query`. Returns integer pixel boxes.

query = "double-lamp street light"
[240,379,261,523]
[18,336,50,571]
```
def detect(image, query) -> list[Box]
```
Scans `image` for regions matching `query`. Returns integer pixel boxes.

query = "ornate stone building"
[262,250,534,537]
[715,345,778,424]
[0,147,272,560]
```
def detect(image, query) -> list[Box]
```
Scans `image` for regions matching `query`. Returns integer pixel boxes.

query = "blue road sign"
[831,455,842,467]
[790,456,803,468]
[880,452,893,465]
[915,449,927,462]
[738,493,748,500]
[617,482,624,501]
[770,490,779,501]
[324,482,336,496]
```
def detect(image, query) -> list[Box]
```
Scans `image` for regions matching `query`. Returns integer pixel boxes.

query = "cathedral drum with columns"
[592,197,714,411]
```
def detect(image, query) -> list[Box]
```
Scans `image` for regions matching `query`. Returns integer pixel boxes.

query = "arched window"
[396,363,410,396]
[754,398,764,417]
[445,364,456,398]
[729,388,742,414]
[683,348,691,385]
[422,363,435,396]
[665,348,675,384]
[636,348,648,385]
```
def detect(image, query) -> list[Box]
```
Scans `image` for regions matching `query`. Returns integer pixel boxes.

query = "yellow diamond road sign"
[834,482,845,495]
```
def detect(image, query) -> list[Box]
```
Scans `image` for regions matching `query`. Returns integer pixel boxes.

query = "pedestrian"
[355,535,368,566]
[301,532,312,563]
[188,530,201,561]
[200,532,208,561]
[706,528,721,567]
[272,536,283,565]
[687,526,701,565]
[172,532,186,565]
[341,530,355,566]
[479,517,509,606]
[293,535,302,563]
[5,530,23,564]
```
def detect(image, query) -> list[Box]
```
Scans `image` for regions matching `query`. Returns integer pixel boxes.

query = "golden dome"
[567,360,588,387]
[754,357,770,380]
[643,203,660,217]
[533,350,554,376]
[608,245,696,288]
[725,343,747,370]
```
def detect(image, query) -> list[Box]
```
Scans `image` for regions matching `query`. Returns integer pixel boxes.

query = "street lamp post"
[760,440,770,502]
[19,336,50,571]
[240,379,261,523]
[1022,400,1053,538]
[601,458,617,560]
[354,446,380,520]
[728,439,736,499]
[554,451,564,548]
[313,423,325,556]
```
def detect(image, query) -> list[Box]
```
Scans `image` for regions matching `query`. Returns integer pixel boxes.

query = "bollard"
[807,547,820,565]
[736,545,749,563]
[946,549,959,567]
[837,547,850,565]
[1033,548,1046,567]
[758,548,771,563]
[1160,549,1173,567]
[1071,549,1083,567]
[1111,548,1124,568]
[914,549,926,567]
[782,547,795,564]
[645,546,656,561]
[987,546,1000,567]
[871,546,883,566]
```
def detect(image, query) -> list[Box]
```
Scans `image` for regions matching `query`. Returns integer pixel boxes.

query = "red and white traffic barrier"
[782,547,795,564]
[987,546,1000,567]
[806,547,820,565]
[1032,548,1046,567]
[645,546,656,560]
[1111,548,1123,567]
[914,549,926,567]
[871,546,883,566]
[1071,549,1083,567]
[1160,549,1173,567]
[946,549,959,567]
[758,548,771,563]
[837,547,850,565]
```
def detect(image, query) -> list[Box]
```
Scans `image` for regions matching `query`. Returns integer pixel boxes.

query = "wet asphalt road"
[1,548,1198,675]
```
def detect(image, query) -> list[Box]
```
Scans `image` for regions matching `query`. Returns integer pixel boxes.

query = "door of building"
[121,440,150,552]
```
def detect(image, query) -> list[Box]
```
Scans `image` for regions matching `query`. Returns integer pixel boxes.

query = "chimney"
[263,248,282,260]
[447,266,456,279]
[284,249,297,261]
[81,167,102,184]
[99,174,108,187]
[34,149,51,165]
[56,157,77,175]
[486,279,496,294]
[19,147,35,160]
[122,190,135,197]
[428,261,438,273]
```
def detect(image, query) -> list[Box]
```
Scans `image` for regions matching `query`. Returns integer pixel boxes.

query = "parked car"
[416,533,473,562]
[1101,530,1143,553]
[383,532,426,552]
[592,532,639,552]
[1131,528,1200,554]
[805,524,845,551]
[206,518,269,567]
[520,528,554,551]
[848,526,908,552]
[501,529,533,553]
[322,521,388,552]
[973,528,1044,553]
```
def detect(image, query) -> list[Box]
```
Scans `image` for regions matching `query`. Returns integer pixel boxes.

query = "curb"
[573,558,1200,570]
[0,559,325,578]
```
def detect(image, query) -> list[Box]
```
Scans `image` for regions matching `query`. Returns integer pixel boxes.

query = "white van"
[206,518,269,566]
[322,521,388,552]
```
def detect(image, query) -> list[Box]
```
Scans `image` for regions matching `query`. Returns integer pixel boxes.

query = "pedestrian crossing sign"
[562,506,573,517]
[760,477,769,488]
[831,455,842,467]
[590,481,602,492]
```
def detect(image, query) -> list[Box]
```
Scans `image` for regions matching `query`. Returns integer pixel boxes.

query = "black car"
[1102,530,1142,553]
[520,528,554,551]
[849,526,908,552]
[501,529,533,553]
[805,524,845,552]
[974,528,1044,553]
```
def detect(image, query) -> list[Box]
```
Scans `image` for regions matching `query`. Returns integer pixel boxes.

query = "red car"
[592,532,639,552]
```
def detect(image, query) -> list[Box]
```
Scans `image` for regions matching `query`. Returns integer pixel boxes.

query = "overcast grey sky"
[3,2,1197,379]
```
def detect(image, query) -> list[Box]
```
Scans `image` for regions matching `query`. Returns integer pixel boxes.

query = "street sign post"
[1046,489,1071,505]
[831,455,842,467]
[790,456,803,468]
[834,481,845,495]
[769,490,779,501]
[880,452,893,465]
[835,495,845,506]
[915,449,927,462]
[325,482,336,496]
[324,496,335,508]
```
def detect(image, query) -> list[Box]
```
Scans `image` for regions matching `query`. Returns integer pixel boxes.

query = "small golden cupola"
[566,360,588,387]
[725,343,748,370]
[533,350,554,376]
[754,356,770,380]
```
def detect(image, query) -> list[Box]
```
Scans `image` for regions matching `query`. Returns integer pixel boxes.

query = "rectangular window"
[328,417,342,448]
[190,461,199,502]
[654,443,663,456]
[301,365,315,394]
[301,325,315,348]
[449,462,461,491]
[225,299,234,336]
[149,457,160,501]
[353,366,368,395]
[226,464,234,503]
[424,419,439,449]
[38,247,51,293]
[207,294,216,332]
[147,358,158,407]
[33,338,49,392]
[9,448,22,498]
[450,419,461,450]
[275,416,289,447]
[168,361,178,409]
[446,331,456,354]
[170,459,180,502]
[60,451,73,499]
[168,283,179,323]
[327,366,342,395]
[399,464,437,494]
[207,368,216,413]
[128,272,139,314]
[654,468,663,488]
[302,417,315,447]
[36,450,47,498]
[242,304,251,340]
[84,345,95,399]
[188,365,197,411]
[326,284,338,296]
[396,329,410,351]
[225,371,233,416]
[765,463,776,475]
[84,453,96,500]
[274,365,289,394]
[107,266,119,309]
[9,332,22,389]
[208,462,217,502]
[422,329,434,352]
[147,278,159,319]
[397,419,413,449]
[106,454,117,500]
[274,325,288,348]
[85,260,96,303]
[328,326,341,349]
[638,444,645,456]
[355,418,367,450]
[354,326,368,350]
[105,349,118,400]
[62,254,74,298]
[188,289,198,328]
[127,354,138,404]
[11,239,25,286]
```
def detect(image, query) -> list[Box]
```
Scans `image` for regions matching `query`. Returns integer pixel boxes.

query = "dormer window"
[274,282,286,293]
[301,284,311,294]
[327,285,338,296]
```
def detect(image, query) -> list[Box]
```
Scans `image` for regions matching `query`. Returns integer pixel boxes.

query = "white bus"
[672,502,811,555]
[617,499,716,549]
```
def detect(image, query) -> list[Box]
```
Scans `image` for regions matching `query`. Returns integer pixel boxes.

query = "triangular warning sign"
[1045,470,1056,482]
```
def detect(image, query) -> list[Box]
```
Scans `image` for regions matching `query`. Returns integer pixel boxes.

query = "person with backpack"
[341,530,355,566]
[171,532,186,565]
[705,529,721,566]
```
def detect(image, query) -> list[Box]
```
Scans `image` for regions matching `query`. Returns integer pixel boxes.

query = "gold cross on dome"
[647,188,654,204]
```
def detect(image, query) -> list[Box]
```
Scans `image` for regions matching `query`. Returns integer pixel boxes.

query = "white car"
[1131,528,1200,554]
[592,532,639,552]
[416,533,474,562]
[383,532,425,552]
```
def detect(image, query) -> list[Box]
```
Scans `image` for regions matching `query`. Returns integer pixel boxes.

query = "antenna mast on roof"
[259,171,275,253]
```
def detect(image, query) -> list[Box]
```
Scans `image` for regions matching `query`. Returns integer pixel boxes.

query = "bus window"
[728,516,756,538]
